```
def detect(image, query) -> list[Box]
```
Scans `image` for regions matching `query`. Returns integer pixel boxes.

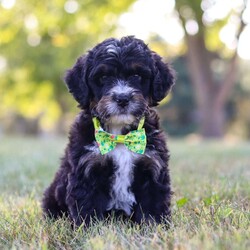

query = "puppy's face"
[65,36,175,124]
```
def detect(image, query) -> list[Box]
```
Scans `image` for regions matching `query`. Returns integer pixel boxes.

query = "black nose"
[114,94,130,107]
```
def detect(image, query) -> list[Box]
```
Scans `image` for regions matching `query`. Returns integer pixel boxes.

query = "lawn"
[0,136,249,249]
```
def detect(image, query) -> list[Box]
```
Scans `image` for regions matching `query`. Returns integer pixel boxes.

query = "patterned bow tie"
[92,117,147,155]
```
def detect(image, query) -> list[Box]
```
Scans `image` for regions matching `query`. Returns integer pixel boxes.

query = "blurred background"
[1,0,250,140]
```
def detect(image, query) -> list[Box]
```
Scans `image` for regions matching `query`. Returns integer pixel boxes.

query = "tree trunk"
[176,2,247,138]
[199,99,225,137]
[185,34,238,138]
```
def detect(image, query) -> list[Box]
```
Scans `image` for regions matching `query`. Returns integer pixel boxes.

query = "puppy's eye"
[129,74,141,81]
[98,75,109,85]
[100,75,108,81]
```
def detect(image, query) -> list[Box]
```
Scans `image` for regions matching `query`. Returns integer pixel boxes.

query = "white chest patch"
[107,144,136,215]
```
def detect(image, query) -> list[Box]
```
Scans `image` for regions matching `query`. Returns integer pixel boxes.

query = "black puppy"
[42,36,175,226]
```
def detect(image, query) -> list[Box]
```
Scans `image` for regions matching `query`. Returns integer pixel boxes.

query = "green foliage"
[0,137,249,249]
[176,197,189,208]
[175,0,241,56]
[0,0,134,132]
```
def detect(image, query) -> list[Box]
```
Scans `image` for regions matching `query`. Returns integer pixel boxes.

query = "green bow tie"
[93,117,147,155]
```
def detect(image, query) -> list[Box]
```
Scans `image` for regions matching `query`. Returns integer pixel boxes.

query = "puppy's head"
[65,36,175,124]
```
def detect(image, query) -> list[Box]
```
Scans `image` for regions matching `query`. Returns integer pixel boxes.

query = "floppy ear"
[64,55,90,109]
[150,53,175,106]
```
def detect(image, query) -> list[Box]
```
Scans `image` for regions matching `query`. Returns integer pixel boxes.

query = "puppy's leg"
[42,159,70,219]
[66,163,112,226]
[132,164,171,224]
[42,181,68,219]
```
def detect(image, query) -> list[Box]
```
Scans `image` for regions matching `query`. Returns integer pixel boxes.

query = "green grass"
[0,136,249,249]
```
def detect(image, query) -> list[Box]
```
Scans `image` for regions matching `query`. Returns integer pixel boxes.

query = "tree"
[175,0,247,137]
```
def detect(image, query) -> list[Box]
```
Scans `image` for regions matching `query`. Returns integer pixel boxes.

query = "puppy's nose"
[114,94,130,107]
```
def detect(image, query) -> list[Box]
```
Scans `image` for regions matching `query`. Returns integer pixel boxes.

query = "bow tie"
[92,117,147,155]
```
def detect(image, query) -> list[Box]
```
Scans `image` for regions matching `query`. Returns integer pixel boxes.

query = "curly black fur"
[42,36,175,226]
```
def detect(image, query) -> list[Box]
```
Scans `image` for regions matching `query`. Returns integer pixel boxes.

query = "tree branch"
[216,10,247,107]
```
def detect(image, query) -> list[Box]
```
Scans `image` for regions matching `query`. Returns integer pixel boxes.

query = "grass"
[0,136,249,249]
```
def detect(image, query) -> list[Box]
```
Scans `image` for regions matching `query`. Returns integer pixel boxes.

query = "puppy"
[42,36,175,226]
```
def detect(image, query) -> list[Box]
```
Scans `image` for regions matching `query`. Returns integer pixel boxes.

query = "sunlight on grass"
[0,137,249,249]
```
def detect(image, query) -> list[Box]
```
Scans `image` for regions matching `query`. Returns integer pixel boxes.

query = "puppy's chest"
[107,144,137,215]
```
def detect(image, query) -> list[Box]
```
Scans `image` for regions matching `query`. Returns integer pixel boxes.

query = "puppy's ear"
[150,53,175,106]
[64,55,90,109]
